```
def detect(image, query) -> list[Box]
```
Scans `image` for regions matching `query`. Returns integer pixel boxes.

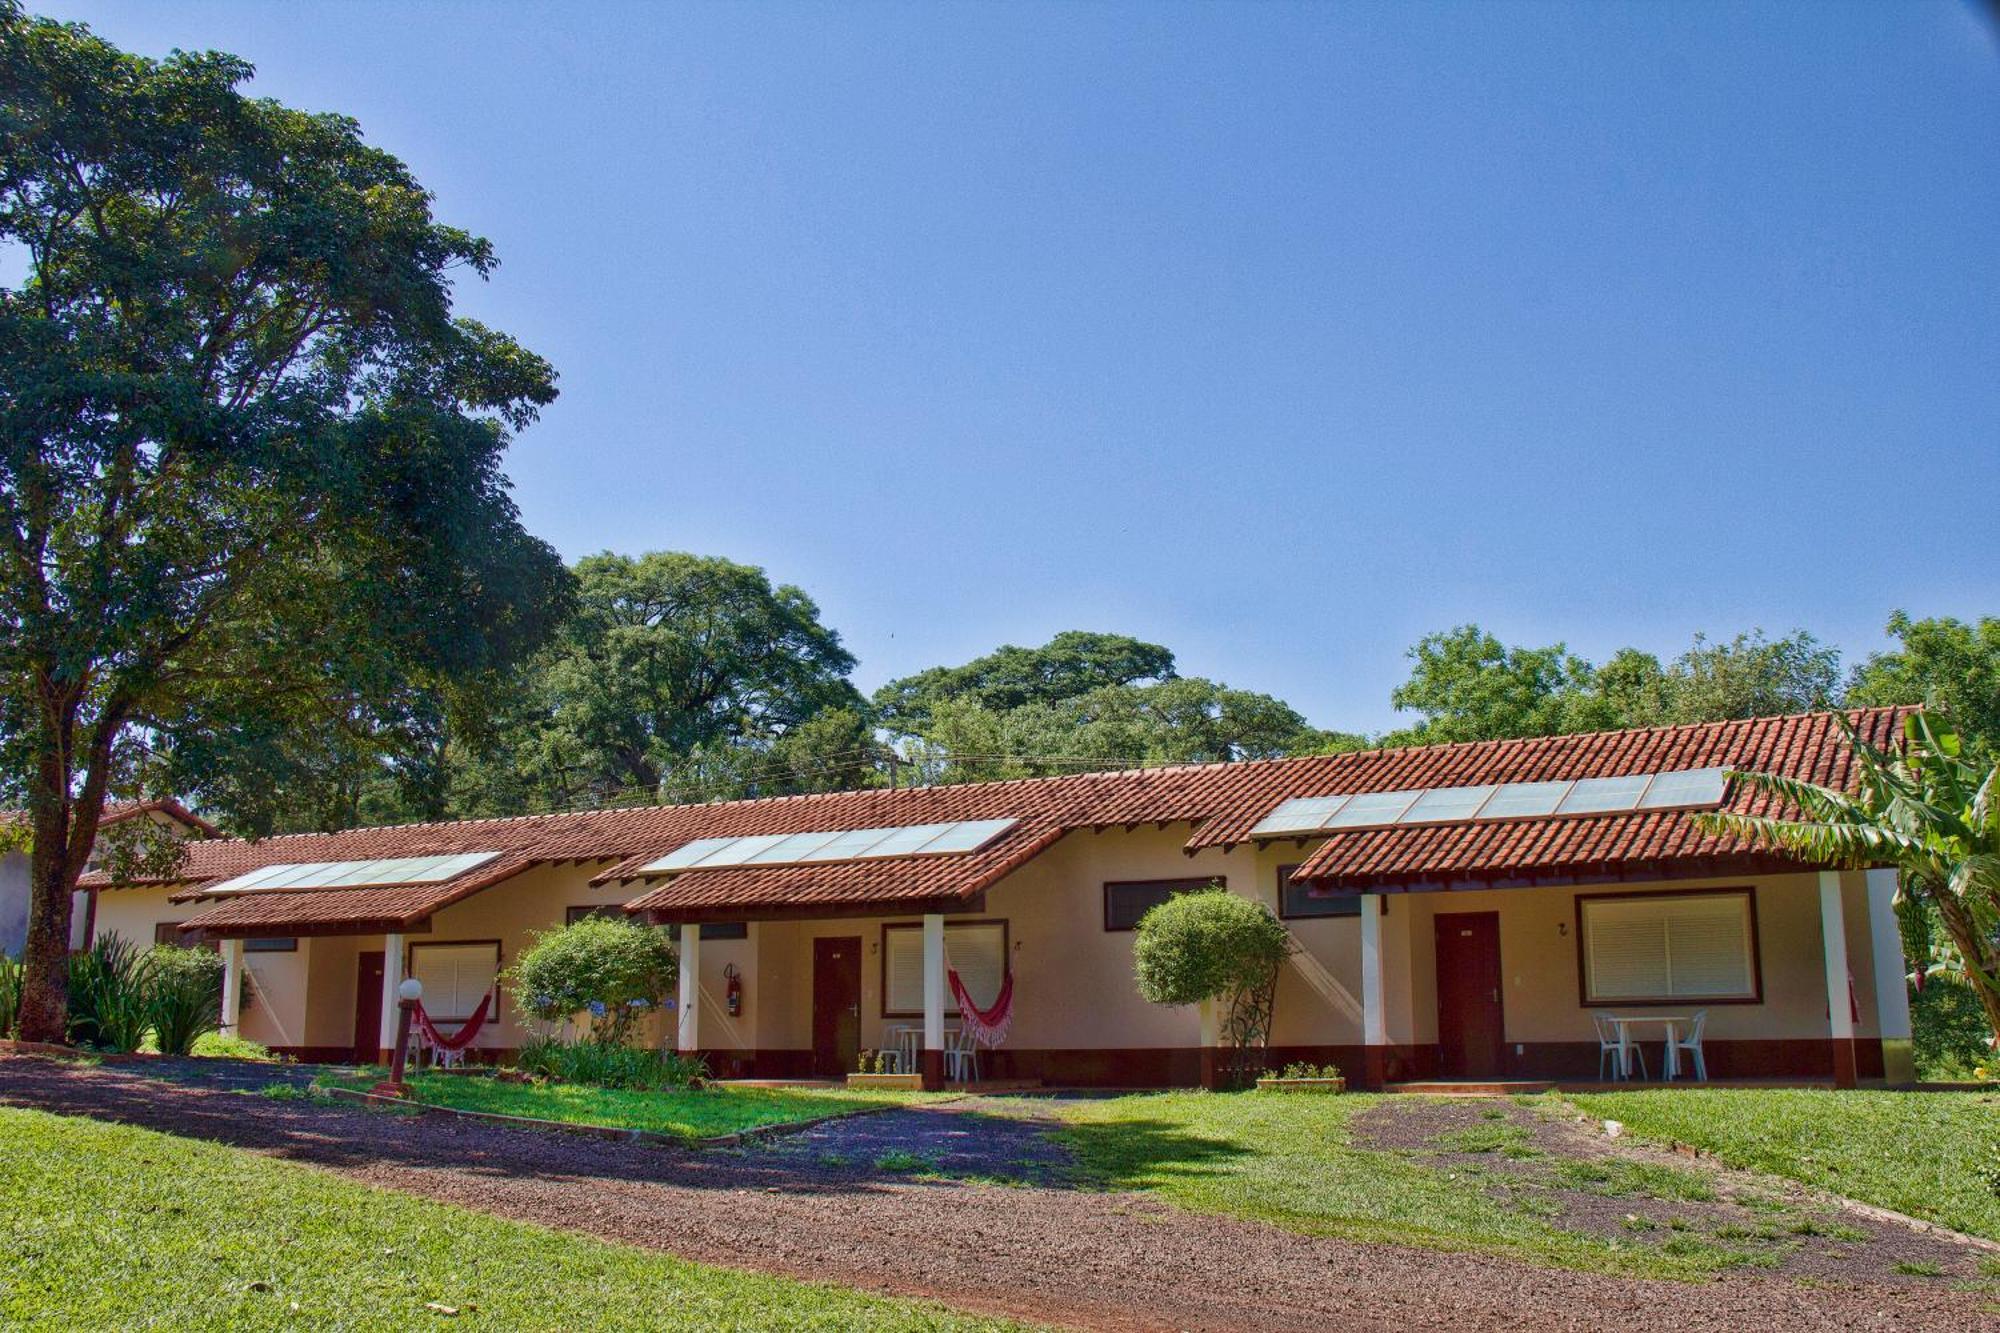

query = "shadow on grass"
[1055,1116,1255,1190]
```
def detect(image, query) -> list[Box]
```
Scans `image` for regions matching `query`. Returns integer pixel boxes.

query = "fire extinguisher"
[724,963,743,1018]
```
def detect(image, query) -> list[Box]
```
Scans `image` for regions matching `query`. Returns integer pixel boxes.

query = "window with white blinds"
[1579,892,1759,1005]
[409,942,500,1021]
[883,922,1007,1017]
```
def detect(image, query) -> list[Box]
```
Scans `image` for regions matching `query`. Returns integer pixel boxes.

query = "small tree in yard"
[1133,887,1292,1087]
[1696,711,2000,1052]
[505,916,678,1046]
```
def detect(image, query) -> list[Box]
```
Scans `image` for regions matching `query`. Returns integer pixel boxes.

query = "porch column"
[1866,867,1915,1085]
[218,938,243,1037]
[379,933,405,1063]
[1817,871,1857,1088]
[677,927,701,1055]
[1359,894,1389,1089]
[921,912,946,1090]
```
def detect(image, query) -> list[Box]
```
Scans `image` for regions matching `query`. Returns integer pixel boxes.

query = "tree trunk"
[16,837,75,1043]
[1929,885,2000,1050]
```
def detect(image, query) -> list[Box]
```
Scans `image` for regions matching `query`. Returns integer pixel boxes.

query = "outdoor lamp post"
[373,977,424,1097]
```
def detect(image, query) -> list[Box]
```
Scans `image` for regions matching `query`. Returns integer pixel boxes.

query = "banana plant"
[1693,711,2000,1049]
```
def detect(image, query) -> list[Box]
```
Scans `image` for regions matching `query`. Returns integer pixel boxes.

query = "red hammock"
[947,968,1014,1048]
[413,993,492,1053]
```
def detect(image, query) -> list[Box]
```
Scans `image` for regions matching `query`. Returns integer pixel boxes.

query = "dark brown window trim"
[1276,865,1366,920]
[1573,886,1763,1008]
[879,918,1010,1019]
[1102,877,1224,932]
[406,938,505,1024]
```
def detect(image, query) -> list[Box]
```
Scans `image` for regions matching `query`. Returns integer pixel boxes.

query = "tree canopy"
[0,8,570,1038]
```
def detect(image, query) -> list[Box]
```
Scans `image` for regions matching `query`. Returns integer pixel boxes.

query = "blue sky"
[44,2,2000,733]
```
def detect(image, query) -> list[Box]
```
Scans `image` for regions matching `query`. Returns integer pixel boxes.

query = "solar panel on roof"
[208,851,502,894]
[637,818,1019,875]
[1246,767,1731,840]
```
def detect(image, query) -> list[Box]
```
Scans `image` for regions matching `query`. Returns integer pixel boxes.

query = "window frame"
[1102,877,1225,932]
[406,938,504,1024]
[666,922,749,942]
[1573,887,1763,1008]
[243,937,297,953]
[1276,864,1361,920]
[879,919,1010,1019]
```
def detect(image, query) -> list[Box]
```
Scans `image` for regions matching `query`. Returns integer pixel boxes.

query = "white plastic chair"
[944,1027,980,1083]
[1671,1010,1709,1082]
[1592,1012,1645,1081]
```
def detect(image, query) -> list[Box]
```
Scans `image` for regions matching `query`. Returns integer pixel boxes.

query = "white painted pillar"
[922,913,946,1053]
[1866,867,1915,1084]
[1359,894,1388,1086]
[379,933,405,1058]
[219,938,243,1036]
[677,927,701,1054]
[1817,871,1857,1087]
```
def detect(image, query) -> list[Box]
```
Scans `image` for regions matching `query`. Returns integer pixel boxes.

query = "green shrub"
[515,1036,706,1091]
[143,946,224,1057]
[1133,888,1291,1086]
[192,1031,274,1061]
[67,935,150,1052]
[1912,977,1994,1081]
[0,953,20,1038]
[1277,1061,1343,1080]
[505,916,678,1044]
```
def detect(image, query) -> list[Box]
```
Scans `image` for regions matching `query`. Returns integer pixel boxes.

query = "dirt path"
[1,1056,1991,1332]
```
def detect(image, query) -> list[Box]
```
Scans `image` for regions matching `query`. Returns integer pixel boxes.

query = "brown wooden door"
[354,951,385,1063]
[811,936,862,1077]
[1434,912,1505,1078]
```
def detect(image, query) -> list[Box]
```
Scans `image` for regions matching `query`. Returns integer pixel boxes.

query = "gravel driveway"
[0,1055,1991,1332]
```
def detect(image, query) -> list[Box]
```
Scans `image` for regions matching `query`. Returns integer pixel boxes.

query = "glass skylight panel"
[1250,796,1349,836]
[1399,785,1497,825]
[208,851,501,894]
[686,834,789,867]
[637,819,1022,874]
[857,822,960,858]
[743,830,847,864]
[1323,789,1421,828]
[1475,780,1575,820]
[814,826,900,860]
[1637,767,1731,809]
[914,818,1017,854]
[1555,773,1653,816]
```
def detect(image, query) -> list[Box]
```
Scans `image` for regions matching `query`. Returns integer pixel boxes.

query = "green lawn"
[319,1070,948,1140]
[1047,1090,1743,1279]
[0,1105,1015,1331]
[1566,1088,2000,1242]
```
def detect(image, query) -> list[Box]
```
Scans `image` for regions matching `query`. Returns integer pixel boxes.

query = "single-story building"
[83,707,1917,1089]
[0,799,216,956]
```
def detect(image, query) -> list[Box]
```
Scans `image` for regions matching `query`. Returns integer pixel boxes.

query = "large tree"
[1848,612,2000,756]
[0,10,571,1039]
[873,630,1176,732]
[480,552,868,808]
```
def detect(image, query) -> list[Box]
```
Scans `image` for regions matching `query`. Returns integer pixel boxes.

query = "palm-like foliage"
[1693,711,2000,1046]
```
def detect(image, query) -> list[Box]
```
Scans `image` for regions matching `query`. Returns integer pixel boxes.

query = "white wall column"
[379,933,405,1059]
[922,912,946,1088]
[1359,894,1388,1087]
[1817,870,1857,1088]
[218,938,244,1037]
[1866,867,1915,1084]
[677,927,701,1054]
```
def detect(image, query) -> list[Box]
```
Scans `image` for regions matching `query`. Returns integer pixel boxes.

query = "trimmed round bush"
[505,915,678,1044]
[1133,887,1291,1008]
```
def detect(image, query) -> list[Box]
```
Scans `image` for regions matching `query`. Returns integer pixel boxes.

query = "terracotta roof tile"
[109,707,1908,933]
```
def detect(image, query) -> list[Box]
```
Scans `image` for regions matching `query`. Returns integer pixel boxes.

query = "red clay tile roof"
[3,798,219,840]
[105,707,1908,934]
[1250,709,1910,891]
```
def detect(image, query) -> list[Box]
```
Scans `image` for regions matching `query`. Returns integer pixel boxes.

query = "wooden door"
[354,951,385,1063]
[1434,912,1505,1077]
[811,936,862,1077]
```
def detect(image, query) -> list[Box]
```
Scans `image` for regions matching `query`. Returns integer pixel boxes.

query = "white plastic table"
[1604,1014,1689,1081]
